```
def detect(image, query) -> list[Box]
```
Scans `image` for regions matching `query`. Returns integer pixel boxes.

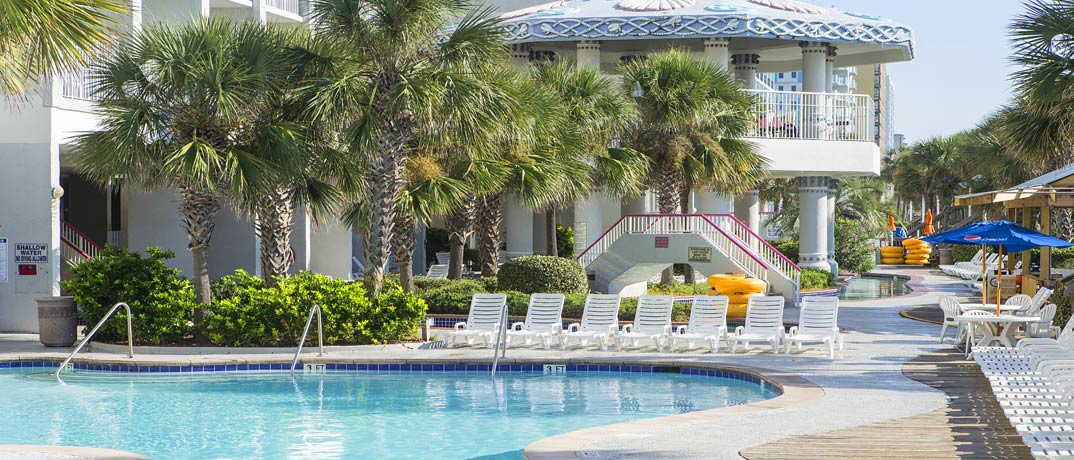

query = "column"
[697,193,733,214]
[252,0,267,24]
[509,44,530,70]
[573,191,603,255]
[310,219,353,279]
[732,53,759,89]
[505,195,534,255]
[801,41,829,139]
[576,40,601,69]
[704,38,730,71]
[734,190,761,235]
[825,46,836,93]
[621,192,652,215]
[827,179,839,275]
[797,176,830,270]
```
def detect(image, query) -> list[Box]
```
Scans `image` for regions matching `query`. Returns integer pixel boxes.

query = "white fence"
[746,90,873,142]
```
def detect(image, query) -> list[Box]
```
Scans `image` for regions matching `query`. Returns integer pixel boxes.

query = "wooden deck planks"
[741,351,1033,460]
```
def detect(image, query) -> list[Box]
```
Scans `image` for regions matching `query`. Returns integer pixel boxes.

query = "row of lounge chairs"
[972,315,1074,459]
[939,249,1010,280]
[443,293,845,358]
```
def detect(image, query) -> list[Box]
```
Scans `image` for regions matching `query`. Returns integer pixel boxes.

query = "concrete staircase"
[576,214,801,301]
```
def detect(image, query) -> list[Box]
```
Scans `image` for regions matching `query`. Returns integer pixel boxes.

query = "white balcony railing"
[61,68,96,101]
[746,90,874,142]
[266,0,302,15]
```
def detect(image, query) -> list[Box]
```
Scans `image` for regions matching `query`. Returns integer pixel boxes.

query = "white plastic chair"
[1006,294,1034,315]
[939,296,962,343]
[425,264,449,279]
[561,294,621,351]
[1027,304,1060,339]
[1028,288,1054,317]
[444,293,507,348]
[670,296,729,353]
[731,296,785,354]
[784,297,843,358]
[616,296,673,351]
[506,293,565,349]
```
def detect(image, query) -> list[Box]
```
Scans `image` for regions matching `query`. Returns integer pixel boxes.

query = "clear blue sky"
[824,0,1026,143]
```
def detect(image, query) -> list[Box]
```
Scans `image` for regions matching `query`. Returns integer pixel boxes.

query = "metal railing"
[55,302,133,381]
[706,214,801,288]
[575,214,769,283]
[61,68,96,101]
[489,303,509,379]
[290,304,324,376]
[746,90,873,142]
[266,0,301,15]
[61,219,102,266]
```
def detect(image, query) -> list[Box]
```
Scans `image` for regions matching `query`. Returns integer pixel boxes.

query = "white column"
[697,193,733,214]
[704,38,730,71]
[505,195,534,255]
[576,40,601,69]
[734,190,761,235]
[621,192,652,215]
[801,41,831,140]
[199,0,211,18]
[825,46,836,93]
[827,179,839,275]
[130,0,143,32]
[600,191,621,231]
[732,53,759,89]
[798,176,830,270]
[573,191,603,255]
[252,0,267,24]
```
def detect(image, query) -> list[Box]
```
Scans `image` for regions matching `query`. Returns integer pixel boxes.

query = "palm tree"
[305,0,508,296]
[0,0,126,98]
[620,49,766,284]
[72,20,283,338]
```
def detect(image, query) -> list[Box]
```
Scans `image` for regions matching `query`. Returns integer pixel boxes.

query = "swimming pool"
[839,274,912,300]
[0,364,775,459]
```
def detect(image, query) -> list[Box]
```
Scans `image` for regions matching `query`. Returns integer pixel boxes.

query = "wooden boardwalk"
[741,351,1032,459]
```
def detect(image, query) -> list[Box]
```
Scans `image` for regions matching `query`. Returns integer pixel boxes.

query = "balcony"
[266,0,302,16]
[61,68,96,101]
[746,90,874,143]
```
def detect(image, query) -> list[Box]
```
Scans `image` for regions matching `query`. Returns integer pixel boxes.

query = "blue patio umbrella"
[922,220,1073,313]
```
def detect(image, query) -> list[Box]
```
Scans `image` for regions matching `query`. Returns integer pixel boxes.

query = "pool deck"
[0,268,1012,459]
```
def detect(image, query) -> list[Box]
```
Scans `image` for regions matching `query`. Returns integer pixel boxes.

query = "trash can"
[36,296,77,347]
[938,248,953,266]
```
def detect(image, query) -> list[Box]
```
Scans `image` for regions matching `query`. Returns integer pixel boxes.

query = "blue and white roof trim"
[498,0,914,59]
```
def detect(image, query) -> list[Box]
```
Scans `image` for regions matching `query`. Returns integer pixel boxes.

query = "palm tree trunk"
[679,186,695,285]
[476,193,504,277]
[546,206,558,256]
[655,163,681,285]
[392,204,416,292]
[447,203,475,279]
[178,184,219,345]
[362,111,413,297]
[254,186,295,288]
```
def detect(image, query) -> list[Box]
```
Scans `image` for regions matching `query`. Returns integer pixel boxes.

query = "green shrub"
[557,225,574,258]
[951,245,979,263]
[62,246,196,345]
[835,217,877,274]
[419,279,486,314]
[648,281,708,296]
[563,292,588,319]
[479,277,499,292]
[800,268,835,290]
[503,290,531,316]
[498,255,588,294]
[1054,283,1072,328]
[413,276,452,292]
[775,240,799,263]
[206,271,425,346]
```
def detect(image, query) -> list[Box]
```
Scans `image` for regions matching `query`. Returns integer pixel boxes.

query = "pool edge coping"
[520,361,824,460]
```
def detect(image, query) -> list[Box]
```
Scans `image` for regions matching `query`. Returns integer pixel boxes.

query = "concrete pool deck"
[0,268,992,459]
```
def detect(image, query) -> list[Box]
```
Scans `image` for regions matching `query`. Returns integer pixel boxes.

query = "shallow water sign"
[543,364,566,375]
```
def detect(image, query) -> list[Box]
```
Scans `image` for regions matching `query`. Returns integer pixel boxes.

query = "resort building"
[0,0,914,332]
[855,64,898,154]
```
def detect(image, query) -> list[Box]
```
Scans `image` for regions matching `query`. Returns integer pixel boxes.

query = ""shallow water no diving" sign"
[14,243,47,264]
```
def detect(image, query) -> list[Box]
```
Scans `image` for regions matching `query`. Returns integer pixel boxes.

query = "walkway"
[0,268,1010,459]
[741,350,1031,459]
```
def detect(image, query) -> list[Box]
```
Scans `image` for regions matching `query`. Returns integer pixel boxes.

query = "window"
[791,72,797,78]
[778,85,784,91]
[791,85,796,91]
[778,72,784,78]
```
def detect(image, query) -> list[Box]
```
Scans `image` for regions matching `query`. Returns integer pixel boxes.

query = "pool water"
[838,275,912,300]
[0,369,773,459]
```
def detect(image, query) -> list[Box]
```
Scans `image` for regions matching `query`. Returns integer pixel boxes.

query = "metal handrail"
[290,304,324,376]
[490,303,509,379]
[55,302,133,380]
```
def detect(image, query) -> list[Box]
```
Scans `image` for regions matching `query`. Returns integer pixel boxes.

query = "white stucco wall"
[309,220,352,279]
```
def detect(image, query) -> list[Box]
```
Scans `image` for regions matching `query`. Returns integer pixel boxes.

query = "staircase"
[576,214,801,301]
[61,219,102,267]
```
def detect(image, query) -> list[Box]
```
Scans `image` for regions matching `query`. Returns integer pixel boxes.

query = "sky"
[822,0,1027,143]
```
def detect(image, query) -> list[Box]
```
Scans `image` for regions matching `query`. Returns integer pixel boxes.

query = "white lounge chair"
[1027,288,1055,317]
[730,296,785,354]
[670,296,730,353]
[938,296,962,344]
[940,250,984,275]
[444,293,507,348]
[561,294,621,351]
[425,264,449,279]
[506,293,565,349]
[435,252,450,265]
[616,295,673,352]
[784,297,843,358]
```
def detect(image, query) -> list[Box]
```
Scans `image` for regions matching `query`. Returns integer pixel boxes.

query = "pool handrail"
[290,304,324,376]
[490,302,509,379]
[55,302,133,380]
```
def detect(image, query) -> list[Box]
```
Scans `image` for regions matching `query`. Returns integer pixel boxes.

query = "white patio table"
[958,314,1040,351]
[958,303,1024,314]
